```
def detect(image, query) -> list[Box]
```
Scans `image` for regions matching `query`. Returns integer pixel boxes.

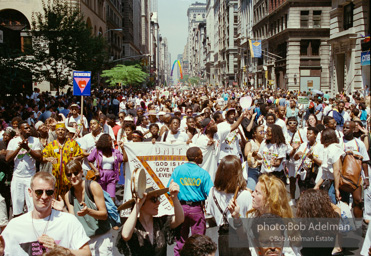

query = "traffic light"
[243,66,246,72]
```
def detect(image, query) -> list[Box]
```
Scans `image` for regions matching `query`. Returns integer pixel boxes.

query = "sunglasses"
[258,131,266,134]
[288,121,298,125]
[186,111,192,114]
[149,196,160,203]
[34,189,54,197]
[66,171,80,178]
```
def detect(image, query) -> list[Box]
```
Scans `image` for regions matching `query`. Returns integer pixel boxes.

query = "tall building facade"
[122,0,142,56]
[249,0,331,91]
[186,2,207,78]
[329,0,370,94]
[105,0,123,60]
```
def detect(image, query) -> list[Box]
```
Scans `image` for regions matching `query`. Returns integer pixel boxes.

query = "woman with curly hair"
[229,174,296,256]
[180,234,217,256]
[253,124,288,184]
[296,189,341,255]
[207,155,252,255]
[88,133,123,201]
[302,113,319,142]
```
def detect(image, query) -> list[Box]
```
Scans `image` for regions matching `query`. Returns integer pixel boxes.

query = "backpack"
[69,180,121,227]
[327,109,344,127]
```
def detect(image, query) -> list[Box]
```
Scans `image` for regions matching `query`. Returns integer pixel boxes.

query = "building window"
[300,40,320,56]
[300,11,309,28]
[343,3,353,30]
[313,10,321,28]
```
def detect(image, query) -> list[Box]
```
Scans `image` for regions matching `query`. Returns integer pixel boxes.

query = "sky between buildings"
[158,0,206,80]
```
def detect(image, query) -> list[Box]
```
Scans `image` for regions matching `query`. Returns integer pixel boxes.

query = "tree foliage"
[31,0,108,92]
[179,75,201,86]
[0,44,34,95]
[101,64,149,87]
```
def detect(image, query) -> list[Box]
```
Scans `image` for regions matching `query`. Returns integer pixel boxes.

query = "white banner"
[122,142,189,216]
[121,142,218,216]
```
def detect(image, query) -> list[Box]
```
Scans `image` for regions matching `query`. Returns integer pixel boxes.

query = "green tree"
[101,64,148,87]
[31,0,108,93]
[0,44,34,95]
[189,76,201,86]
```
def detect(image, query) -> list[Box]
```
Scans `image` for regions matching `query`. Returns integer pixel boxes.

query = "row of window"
[253,14,287,39]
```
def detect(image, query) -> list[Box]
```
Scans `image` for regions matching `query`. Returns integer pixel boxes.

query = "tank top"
[72,190,111,237]
[102,155,114,170]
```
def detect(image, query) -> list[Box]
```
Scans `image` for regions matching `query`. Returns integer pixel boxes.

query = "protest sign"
[122,142,189,216]
[298,96,309,105]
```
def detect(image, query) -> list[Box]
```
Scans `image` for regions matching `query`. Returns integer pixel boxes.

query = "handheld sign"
[240,96,252,110]
[298,96,309,105]
[73,71,91,96]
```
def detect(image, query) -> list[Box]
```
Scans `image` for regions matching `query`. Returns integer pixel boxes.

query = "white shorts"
[89,230,113,256]
[11,176,33,216]
[0,194,8,227]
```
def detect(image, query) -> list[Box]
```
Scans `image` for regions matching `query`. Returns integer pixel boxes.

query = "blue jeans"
[247,167,260,191]
[328,182,336,204]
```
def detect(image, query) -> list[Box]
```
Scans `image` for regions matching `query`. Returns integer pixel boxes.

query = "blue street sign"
[73,71,91,96]
[361,51,370,66]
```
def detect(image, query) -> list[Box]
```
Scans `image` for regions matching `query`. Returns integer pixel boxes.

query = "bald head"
[344,121,355,129]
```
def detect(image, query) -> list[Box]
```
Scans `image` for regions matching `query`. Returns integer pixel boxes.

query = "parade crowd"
[0,84,369,256]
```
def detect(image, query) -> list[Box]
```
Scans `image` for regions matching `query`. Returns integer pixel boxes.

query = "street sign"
[361,51,370,66]
[73,71,91,96]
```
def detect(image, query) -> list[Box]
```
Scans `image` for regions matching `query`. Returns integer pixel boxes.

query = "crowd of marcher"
[0,84,370,256]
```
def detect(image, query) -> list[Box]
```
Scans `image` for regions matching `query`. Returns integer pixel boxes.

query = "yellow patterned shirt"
[42,139,83,197]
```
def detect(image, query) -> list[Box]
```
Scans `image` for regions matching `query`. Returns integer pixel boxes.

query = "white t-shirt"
[207,188,252,228]
[7,136,42,178]
[296,142,324,181]
[119,101,126,112]
[219,122,242,161]
[77,132,103,171]
[258,141,287,173]
[136,125,150,139]
[162,131,189,143]
[321,143,345,180]
[341,137,370,163]
[103,123,115,141]
[2,210,89,256]
[323,105,332,116]
[65,115,88,129]
[275,118,288,136]
[191,124,231,181]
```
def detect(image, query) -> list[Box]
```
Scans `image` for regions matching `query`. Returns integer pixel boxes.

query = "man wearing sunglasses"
[0,172,90,256]
[285,116,304,206]
[6,121,42,217]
